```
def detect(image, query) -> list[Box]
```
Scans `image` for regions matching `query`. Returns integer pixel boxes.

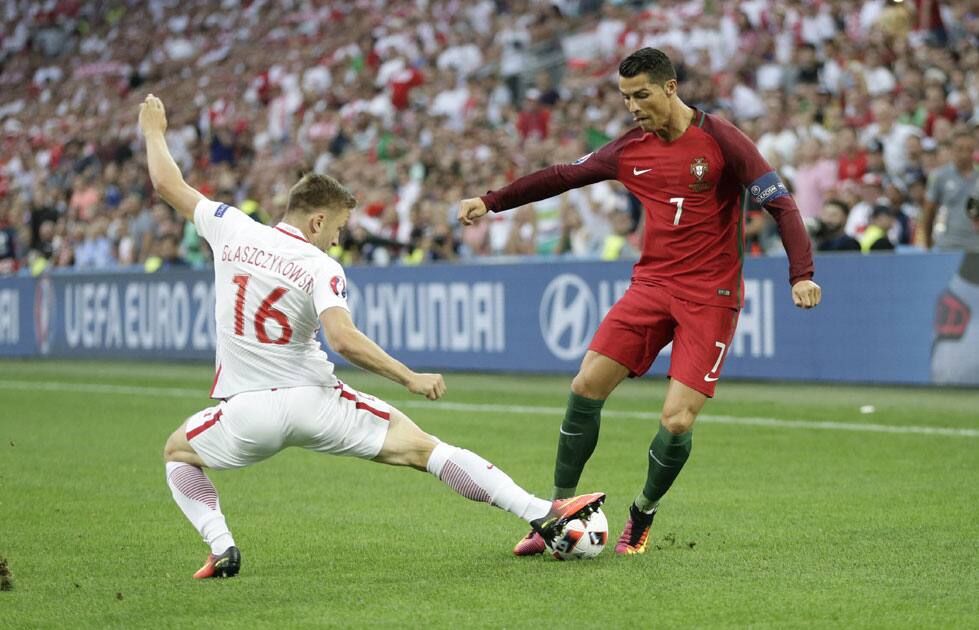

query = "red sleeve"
[480,128,640,213]
[701,115,814,285]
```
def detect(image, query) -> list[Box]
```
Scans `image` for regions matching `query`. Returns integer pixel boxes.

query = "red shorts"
[588,283,739,397]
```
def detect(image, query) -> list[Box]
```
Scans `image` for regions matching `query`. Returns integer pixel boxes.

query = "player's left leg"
[617,378,709,555]
[617,297,738,554]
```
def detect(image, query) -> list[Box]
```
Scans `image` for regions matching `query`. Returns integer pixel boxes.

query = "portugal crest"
[688,157,711,192]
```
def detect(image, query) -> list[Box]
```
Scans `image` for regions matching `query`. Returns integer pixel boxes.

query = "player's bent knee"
[374,408,437,470]
[571,372,605,400]
[163,424,206,466]
[661,408,696,434]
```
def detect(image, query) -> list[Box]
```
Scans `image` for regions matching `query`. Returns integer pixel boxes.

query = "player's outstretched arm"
[320,307,446,400]
[458,141,622,225]
[138,94,204,222]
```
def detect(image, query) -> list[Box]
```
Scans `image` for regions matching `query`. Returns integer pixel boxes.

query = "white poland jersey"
[193,198,349,399]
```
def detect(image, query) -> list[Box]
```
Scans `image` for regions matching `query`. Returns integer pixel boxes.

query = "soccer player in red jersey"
[459,48,822,556]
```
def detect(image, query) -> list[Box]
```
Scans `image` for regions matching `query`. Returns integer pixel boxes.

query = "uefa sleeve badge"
[330,276,347,299]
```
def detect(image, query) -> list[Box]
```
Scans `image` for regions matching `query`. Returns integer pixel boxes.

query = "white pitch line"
[0,379,203,398]
[1,379,976,439]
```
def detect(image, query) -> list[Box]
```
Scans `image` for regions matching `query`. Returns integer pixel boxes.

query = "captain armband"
[748,171,790,206]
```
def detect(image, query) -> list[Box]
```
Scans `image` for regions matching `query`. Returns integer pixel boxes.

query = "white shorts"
[184,381,391,470]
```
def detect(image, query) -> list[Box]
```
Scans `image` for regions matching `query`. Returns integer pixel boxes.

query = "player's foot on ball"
[531,492,606,542]
[192,546,241,579]
[615,503,656,555]
[512,530,546,556]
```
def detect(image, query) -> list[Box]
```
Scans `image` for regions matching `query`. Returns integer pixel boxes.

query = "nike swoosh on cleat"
[633,167,653,175]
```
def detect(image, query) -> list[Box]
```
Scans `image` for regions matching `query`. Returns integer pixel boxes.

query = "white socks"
[166,462,235,555]
[426,443,551,523]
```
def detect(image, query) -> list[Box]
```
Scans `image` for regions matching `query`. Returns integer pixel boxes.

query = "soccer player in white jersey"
[139,95,604,578]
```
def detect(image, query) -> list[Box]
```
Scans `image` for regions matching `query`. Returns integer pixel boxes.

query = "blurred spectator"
[861,99,923,180]
[601,211,639,261]
[0,0,977,274]
[145,233,189,273]
[859,204,898,252]
[813,200,861,253]
[74,217,116,269]
[836,127,868,182]
[846,173,886,238]
[0,204,19,274]
[790,139,838,220]
[922,134,979,251]
[517,90,551,142]
[505,206,537,257]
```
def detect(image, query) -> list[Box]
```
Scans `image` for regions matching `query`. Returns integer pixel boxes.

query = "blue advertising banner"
[34,271,216,360]
[342,253,967,385]
[1,252,974,386]
[0,276,35,357]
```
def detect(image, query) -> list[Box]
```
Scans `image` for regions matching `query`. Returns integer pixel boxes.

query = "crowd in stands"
[1,0,978,276]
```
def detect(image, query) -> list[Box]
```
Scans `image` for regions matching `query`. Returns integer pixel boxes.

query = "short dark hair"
[286,173,356,215]
[871,203,896,219]
[824,199,850,216]
[618,48,677,84]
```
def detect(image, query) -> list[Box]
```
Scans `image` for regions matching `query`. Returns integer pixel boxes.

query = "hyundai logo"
[539,274,597,361]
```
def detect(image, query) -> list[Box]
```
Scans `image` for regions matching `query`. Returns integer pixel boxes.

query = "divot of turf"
[0,557,13,591]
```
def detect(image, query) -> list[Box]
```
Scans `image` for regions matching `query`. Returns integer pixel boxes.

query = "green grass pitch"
[1,359,977,628]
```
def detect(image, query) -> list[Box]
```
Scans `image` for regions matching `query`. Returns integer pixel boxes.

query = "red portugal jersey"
[481,109,814,309]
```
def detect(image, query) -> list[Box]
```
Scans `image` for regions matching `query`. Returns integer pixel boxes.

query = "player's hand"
[791,279,822,309]
[138,94,168,137]
[405,372,446,401]
[458,197,488,226]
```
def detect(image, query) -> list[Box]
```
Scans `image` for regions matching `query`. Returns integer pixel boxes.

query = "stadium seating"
[0,0,976,275]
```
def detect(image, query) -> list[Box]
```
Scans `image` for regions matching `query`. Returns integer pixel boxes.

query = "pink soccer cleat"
[512,530,546,556]
[614,504,656,555]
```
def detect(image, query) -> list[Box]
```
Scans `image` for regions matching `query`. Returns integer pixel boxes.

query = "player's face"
[619,73,675,134]
[311,208,350,252]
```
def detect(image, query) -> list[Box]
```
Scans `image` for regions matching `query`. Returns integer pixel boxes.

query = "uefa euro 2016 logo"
[539,274,597,361]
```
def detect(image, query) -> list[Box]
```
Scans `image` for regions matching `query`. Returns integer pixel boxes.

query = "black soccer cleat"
[193,546,241,579]
[530,492,606,543]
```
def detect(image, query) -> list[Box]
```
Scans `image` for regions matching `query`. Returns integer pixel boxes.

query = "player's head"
[285,173,356,251]
[618,48,678,134]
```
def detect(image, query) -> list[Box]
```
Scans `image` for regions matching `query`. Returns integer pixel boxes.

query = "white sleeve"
[313,259,350,316]
[193,198,254,247]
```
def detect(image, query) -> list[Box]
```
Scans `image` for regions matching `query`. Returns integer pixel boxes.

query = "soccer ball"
[545,508,608,560]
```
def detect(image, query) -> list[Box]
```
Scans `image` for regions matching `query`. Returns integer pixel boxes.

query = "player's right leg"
[372,407,605,542]
[164,391,284,579]
[163,407,240,579]
[297,382,605,544]
[514,285,671,555]
[511,350,630,555]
